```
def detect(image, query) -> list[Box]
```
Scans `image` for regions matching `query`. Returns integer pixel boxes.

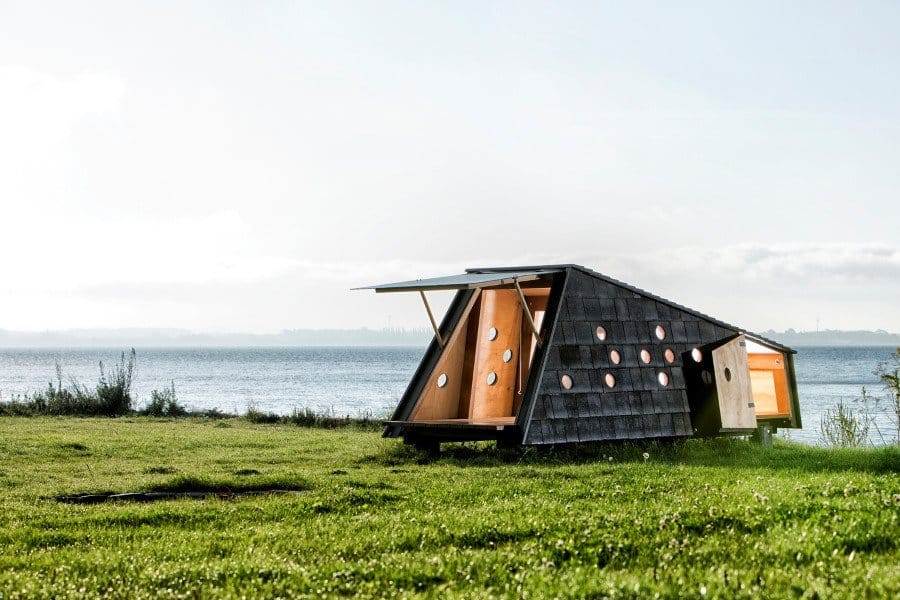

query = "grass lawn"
[0,418,897,598]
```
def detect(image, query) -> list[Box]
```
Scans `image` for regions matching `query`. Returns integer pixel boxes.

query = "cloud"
[0,210,301,293]
[232,243,900,288]
[529,242,894,288]
[0,65,124,157]
[667,243,900,282]
[0,65,126,215]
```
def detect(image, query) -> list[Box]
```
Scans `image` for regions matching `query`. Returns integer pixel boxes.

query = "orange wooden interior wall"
[409,286,549,422]
[747,353,791,417]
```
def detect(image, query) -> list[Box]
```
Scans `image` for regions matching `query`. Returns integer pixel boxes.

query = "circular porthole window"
[561,374,573,390]
[502,349,513,363]
[701,370,713,385]
[691,348,703,363]
[487,372,498,386]
[724,368,732,382]
[655,325,666,341]
[595,326,607,341]
[437,373,448,388]
[640,349,652,364]
[610,349,621,365]
[487,327,498,341]
[664,348,675,363]
[604,373,616,388]
[658,372,670,387]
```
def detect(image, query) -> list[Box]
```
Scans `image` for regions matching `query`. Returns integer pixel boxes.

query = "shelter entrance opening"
[408,282,550,425]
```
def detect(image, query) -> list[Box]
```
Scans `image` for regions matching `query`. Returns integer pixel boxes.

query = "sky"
[1,1,898,334]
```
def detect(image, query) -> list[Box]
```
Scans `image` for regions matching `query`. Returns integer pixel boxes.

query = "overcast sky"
[1,1,898,334]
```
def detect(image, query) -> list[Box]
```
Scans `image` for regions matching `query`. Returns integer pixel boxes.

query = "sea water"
[0,346,896,446]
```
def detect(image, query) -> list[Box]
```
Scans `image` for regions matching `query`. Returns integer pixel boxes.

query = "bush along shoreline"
[0,350,137,417]
[0,349,380,429]
[820,347,900,447]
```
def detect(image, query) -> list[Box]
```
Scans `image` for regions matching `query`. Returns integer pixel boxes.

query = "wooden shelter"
[358,265,801,451]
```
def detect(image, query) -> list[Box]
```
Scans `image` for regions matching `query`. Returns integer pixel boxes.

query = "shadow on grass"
[146,474,311,493]
[54,474,312,504]
[363,437,900,475]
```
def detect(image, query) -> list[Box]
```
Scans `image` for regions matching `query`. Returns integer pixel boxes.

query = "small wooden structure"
[358,265,801,450]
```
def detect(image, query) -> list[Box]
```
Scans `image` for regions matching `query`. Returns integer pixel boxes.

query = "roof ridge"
[569,264,795,353]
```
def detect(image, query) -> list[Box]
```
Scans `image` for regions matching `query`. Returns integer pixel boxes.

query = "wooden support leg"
[751,424,773,446]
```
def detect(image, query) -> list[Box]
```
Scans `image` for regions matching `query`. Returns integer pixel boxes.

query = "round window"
[610,349,621,365]
[640,349,651,364]
[691,348,703,363]
[487,327,498,341]
[664,348,675,363]
[658,372,670,387]
[561,374,573,390]
[595,326,607,341]
[487,372,498,386]
[604,373,616,388]
[502,349,513,363]
[437,373,448,388]
[724,368,732,382]
[701,370,713,385]
[655,325,666,341]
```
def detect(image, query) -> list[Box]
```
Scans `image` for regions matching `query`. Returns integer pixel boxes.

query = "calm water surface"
[0,346,896,445]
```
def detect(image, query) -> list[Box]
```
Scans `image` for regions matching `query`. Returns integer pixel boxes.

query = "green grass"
[0,418,897,598]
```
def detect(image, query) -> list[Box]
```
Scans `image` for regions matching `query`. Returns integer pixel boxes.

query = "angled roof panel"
[467,264,794,353]
[355,269,559,293]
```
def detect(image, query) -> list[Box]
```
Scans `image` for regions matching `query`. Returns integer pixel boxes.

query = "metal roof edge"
[465,264,572,274]
[355,269,558,292]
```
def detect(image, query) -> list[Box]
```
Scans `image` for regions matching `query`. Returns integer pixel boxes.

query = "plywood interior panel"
[469,289,523,420]
[748,352,791,417]
[712,335,757,430]
[749,371,778,414]
[410,291,480,421]
[515,293,548,414]
[455,296,482,418]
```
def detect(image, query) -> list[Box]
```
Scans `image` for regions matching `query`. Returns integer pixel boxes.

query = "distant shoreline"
[0,327,898,348]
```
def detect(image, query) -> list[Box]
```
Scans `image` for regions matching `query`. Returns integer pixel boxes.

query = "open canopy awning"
[355,268,559,349]
[355,269,558,294]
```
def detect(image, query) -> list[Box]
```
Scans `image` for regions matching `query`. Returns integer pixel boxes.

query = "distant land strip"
[0,327,898,348]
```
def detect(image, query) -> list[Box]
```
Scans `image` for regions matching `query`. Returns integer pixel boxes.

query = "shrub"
[143,381,187,417]
[820,397,870,448]
[243,405,382,429]
[0,396,40,416]
[245,404,282,424]
[0,350,136,417]
[94,349,136,416]
[285,407,380,429]
[877,347,899,442]
[820,348,900,448]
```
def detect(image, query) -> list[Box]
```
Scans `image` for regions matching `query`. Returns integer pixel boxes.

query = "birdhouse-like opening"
[684,335,799,435]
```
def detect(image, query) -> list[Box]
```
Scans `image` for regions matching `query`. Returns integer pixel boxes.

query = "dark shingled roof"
[465,264,794,353]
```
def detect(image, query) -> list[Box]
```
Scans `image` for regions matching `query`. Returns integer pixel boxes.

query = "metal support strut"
[419,291,445,349]
[514,279,542,348]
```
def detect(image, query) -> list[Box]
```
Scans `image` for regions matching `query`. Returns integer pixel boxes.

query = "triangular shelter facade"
[359,265,801,451]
